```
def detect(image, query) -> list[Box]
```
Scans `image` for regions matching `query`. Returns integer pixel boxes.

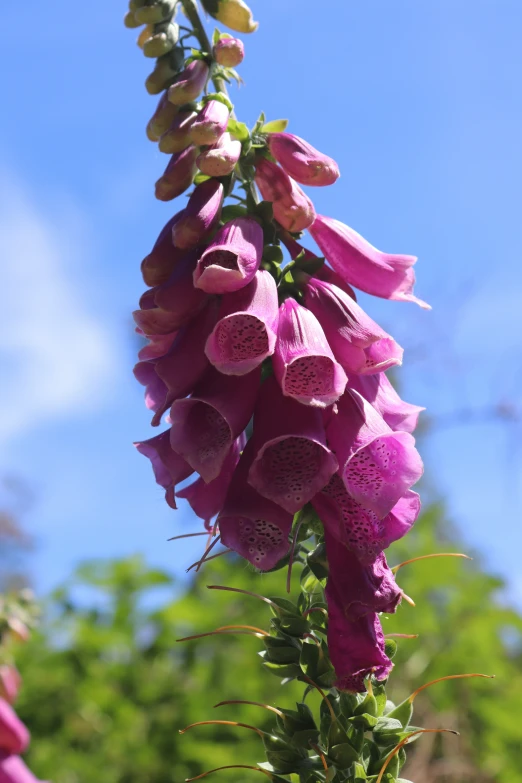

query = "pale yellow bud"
[215,0,258,34]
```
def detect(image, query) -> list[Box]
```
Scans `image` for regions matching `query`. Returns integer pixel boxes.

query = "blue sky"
[1,0,522,602]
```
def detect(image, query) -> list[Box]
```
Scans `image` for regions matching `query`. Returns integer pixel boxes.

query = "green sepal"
[263,733,308,773]
[193,172,212,185]
[263,636,301,664]
[227,118,250,142]
[372,717,404,747]
[348,712,379,730]
[220,204,249,222]
[328,742,360,768]
[278,616,310,637]
[299,639,332,682]
[202,91,234,112]
[384,698,413,727]
[339,691,359,719]
[384,638,398,659]
[266,596,301,617]
[354,692,378,717]
[353,761,368,781]
[372,682,388,717]
[300,567,324,597]
[262,244,284,265]
[142,20,180,57]
[293,250,325,276]
[260,119,289,134]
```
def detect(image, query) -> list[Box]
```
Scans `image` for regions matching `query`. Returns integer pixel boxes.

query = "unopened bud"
[213,36,245,67]
[143,21,180,58]
[203,0,259,34]
[197,132,241,177]
[123,10,141,28]
[172,179,224,250]
[255,157,316,232]
[190,100,230,146]
[268,132,340,187]
[137,24,154,48]
[159,110,198,153]
[146,91,179,141]
[6,618,30,643]
[155,145,198,201]
[135,0,177,24]
[168,59,209,105]
[145,48,185,95]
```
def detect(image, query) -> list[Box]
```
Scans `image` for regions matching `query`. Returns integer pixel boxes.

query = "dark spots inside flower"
[256,437,330,511]
[201,249,239,272]
[238,518,284,563]
[285,355,335,399]
[216,314,269,363]
[322,474,385,562]
[186,402,231,464]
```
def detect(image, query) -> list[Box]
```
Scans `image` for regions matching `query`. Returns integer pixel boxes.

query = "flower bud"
[172,179,224,249]
[213,36,245,67]
[123,10,141,28]
[268,132,340,187]
[190,100,230,146]
[135,0,177,24]
[154,145,198,201]
[145,48,185,95]
[255,157,315,232]
[146,91,179,142]
[141,214,185,287]
[202,0,259,33]
[196,132,241,177]
[194,217,264,293]
[159,110,197,153]
[142,21,180,58]
[168,59,209,105]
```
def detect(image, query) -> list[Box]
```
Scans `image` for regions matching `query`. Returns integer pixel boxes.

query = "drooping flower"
[155,145,198,201]
[348,372,424,434]
[273,298,347,408]
[193,217,263,293]
[324,529,402,618]
[267,132,340,187]
[136,300,218,424]
[326,389,423,518]
[282,235,357,299]
[219,441,293,570]
[0,668,20,707]
[325,593,393,692]
[213,36,245,67]
[151,253,209,324]
[137,331,178,362]
[158,110,198,154]
[176,436,243,526]
[0,699,29,755]
[146,90,179,141]
[169,366,260,482]
[196,132,241,177]
[141,214,185,287]
[171,179,224,249]
[303,276,403,374]
[205,269,278,375]
[167,59,209,105]
[190,100,230,146]
[135,429,193,509]
[309,214,430,308]
[248,377,338,514]
[0,752,46,783]
[313,473,421,564]
[254,157,315,232]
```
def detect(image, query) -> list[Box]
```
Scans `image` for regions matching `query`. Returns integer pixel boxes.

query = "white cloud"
[0,171,120,444]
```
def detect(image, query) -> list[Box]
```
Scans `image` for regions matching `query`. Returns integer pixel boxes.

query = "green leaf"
[220,204,248,222]
[260,119,289,134]
[202,91,234,112]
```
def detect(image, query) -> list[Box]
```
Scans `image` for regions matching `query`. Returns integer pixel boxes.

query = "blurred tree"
[14,508,522,783]
[0,476,33,591]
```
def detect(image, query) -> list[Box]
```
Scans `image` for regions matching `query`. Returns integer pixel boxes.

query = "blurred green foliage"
[13,506,522,783]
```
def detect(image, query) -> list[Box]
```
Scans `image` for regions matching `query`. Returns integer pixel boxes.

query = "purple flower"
[324,529,402,619]
[348,372,424,434]
[0,699,29,755]
[194,217,263,293]
[325,597,392,693]
[167,59,209,105]
[136,300,219,425]
[303,276,403,374]
[309,214,430,308]
[135,429,193,509]
[248,376,338,514]
[282,236,357,299]
[196,132,242,177]
[205,270,278,375]
[172,179,224,249]
[158,110,198,154]
[190,100,230,146]
[273,298,347,408]
[0,668,20,707]
[133,288,183,336]
[313,473,420,564]
[169,366,260,482]
[151,253,209,325]
[267,132,340,187]
[176,437,243,526]
[326,389,423,518]
[0,752,46,783]
[146,91,179,141]
[218,441,293,570]
[137,331,178,362]
[155,145,198,202]
[213,36,245,67]
[254,157,316,231]
[141,215,185,287]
